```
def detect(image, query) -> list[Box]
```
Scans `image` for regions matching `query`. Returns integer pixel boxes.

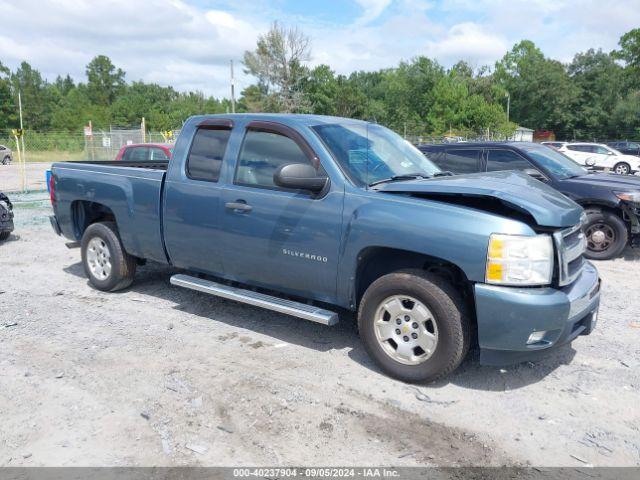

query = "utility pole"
[505,92,510,123]
[230,60,236,114]
[18,91,27,191]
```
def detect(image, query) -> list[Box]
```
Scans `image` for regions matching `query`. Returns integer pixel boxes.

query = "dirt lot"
[1,192,639,467]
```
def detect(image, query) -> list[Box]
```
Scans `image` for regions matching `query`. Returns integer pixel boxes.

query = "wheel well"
[355,247,472,305]
[581,203,624,220]
[70,200,116,240]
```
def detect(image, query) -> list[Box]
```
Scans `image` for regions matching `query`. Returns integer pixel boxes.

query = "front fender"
[336,191,535,307]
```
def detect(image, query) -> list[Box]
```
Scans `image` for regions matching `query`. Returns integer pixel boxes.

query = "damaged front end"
[0,192,15,240]
[621,202,640,248]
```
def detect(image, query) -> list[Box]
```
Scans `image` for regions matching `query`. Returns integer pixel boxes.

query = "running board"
[170,274,339,326]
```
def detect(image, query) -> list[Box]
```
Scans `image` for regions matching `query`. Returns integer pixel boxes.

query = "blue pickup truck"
[49,114,601,382]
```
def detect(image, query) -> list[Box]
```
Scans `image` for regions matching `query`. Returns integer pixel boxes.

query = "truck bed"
[51,161,168,263]
[72,160,169,170]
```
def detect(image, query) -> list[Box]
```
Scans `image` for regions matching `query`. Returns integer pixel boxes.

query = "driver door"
[219,122,343,302]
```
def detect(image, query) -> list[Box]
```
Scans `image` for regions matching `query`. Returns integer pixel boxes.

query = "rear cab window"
[151,148,170,161]
[125,147,150,162]
[186,128,232,182]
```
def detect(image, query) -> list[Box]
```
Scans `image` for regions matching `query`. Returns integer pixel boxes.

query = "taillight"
[49,173,55,204]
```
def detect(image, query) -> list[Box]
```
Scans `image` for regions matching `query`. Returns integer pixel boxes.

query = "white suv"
[558,142,640,175]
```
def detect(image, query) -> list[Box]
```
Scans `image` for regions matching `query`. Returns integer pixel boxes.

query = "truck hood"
[564,172,640,189]
[376,170,582,228]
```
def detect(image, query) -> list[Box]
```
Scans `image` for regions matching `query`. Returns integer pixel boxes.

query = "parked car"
[0,192,14,241]
[48,115,600,383]
[115,143,173,162]
[558,142,640,175]
[0,144,12,165]
[419,142,640,260]
[607,141,640,157]
[541,141,567,150]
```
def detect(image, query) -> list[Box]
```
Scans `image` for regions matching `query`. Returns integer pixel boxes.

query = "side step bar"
[170,274,339,326]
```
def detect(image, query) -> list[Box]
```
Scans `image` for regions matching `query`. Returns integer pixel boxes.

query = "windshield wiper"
[368,173,429,187]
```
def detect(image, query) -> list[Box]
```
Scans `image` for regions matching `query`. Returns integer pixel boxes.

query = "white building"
[509,126,534,142]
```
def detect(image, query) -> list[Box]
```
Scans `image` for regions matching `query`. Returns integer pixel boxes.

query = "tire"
[1,156,10,165]
[0,230,10,241]
[583,209,628,260]
[358,269,470,383]
[81,221,136,291]
[613,162,631,175]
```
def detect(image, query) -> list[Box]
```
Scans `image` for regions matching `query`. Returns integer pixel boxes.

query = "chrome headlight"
[614,191,640,203]
[486,234,554,286]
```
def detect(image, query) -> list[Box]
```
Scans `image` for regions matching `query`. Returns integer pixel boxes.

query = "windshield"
[312,123,441,186]
[520,144,588,179]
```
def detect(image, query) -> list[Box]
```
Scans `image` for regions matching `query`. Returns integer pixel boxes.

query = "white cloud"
[353,0,393,24]
[0,0,638,98]
[424,22,508,66]
[0,0,263,97]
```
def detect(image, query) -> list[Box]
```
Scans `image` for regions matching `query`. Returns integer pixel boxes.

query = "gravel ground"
[0,163,52,193]
[0,192,639,467]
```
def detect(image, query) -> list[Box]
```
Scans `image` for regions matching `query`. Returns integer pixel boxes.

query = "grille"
[554,223,586,287]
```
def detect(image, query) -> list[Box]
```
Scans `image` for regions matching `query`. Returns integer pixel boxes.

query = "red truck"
[115,143,173,162]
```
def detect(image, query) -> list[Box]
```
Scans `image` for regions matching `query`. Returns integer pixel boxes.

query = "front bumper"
[475,261,600,365]
[0,218,13,233]
[0,208,13,233]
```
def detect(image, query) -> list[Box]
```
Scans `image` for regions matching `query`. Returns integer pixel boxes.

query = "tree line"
[0,26,639,141]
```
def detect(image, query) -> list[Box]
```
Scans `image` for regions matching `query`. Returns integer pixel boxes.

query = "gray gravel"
[0,192,639,467]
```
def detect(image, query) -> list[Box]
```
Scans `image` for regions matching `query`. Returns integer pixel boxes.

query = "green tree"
[86,55,125,106]
[0,61,16,131]
[11,61,55,130]
[243,21,311,112]
[613,28,640,91]
[609,91,640,138]
[495,40,578,134]
[568,48,623,138]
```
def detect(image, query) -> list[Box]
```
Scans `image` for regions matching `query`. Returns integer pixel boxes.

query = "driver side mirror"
[274,163,328,193]
[523,168,547,181]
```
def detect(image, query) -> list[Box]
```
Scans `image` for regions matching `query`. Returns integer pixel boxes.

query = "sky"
[0,0,639,98]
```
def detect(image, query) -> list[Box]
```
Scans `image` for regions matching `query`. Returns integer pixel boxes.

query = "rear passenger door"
[219,122,343,301]
[163,122,233,274]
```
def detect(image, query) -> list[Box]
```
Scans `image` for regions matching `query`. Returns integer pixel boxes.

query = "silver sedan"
[0,144,12,165]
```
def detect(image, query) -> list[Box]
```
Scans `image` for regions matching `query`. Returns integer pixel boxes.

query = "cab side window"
[236,130,314,190]
[485,149,534,172]
[441,149,481,174]
[186,127,232,182]
[567,145,588,152]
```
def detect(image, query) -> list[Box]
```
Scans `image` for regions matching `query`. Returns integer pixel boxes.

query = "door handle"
[225,201,252,213]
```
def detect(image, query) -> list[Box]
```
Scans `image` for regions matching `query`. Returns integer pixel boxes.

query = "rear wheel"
[584,209,628,260]
[613,162,631,175]
[358,270,470,383]
[81,221,136,291]
[2,156,10,165]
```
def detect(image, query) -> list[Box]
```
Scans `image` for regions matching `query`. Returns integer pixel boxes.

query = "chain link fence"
[0,126,179,163]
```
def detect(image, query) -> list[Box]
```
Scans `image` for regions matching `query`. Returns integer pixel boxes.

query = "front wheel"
[81,221,137,291]
[2,156,10,165]
[584,210,628,260]
[614,162,631,175]
[358,270,470,383]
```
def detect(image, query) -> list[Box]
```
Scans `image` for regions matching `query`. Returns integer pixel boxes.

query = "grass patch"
[23,151,86,163]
